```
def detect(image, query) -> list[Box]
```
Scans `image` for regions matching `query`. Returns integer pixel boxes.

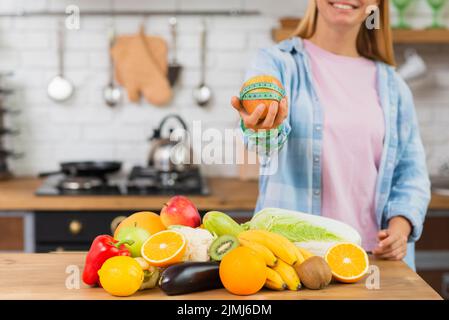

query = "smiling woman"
[231,0,430,270]
[295,0,395,65]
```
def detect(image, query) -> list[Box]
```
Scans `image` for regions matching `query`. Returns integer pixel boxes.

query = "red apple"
[160,196,201,228]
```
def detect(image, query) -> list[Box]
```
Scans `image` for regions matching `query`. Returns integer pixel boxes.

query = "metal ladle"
[47,20,74,102]
[193,19,212,107]
[103,26,122,107]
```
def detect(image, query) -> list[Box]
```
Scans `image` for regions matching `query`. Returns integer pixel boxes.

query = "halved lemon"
[141,230,186,267]
[324,242,369,283]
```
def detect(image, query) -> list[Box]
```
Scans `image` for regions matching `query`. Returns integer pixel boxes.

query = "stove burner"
[125,166,208,195]
[59,177,104,191]
[35,166,209,196]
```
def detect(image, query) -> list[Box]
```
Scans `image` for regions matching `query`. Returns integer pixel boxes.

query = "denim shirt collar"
[277,37,304,54]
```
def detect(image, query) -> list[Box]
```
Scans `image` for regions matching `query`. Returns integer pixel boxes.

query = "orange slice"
[141,230,186,267]
[324,242,369,283]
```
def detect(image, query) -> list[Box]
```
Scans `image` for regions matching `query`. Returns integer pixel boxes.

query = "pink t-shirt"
[304,40,385,251]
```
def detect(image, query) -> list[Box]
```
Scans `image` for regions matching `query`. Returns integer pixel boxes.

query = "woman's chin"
[328,17,362,30]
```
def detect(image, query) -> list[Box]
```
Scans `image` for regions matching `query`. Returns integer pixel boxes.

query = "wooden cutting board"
[112,31,172,105]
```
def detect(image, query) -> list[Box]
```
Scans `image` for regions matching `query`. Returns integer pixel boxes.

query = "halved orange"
[324,242,369,283]
[141,230,186,267]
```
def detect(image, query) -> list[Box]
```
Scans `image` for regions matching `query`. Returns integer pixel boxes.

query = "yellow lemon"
[98,256,144,297]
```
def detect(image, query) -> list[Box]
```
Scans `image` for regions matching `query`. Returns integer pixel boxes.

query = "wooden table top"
[0,253,441,300]
[0,177,448,212]
[0,177,259,211]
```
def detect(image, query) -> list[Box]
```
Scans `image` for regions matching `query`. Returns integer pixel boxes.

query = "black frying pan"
[39,161,122,177]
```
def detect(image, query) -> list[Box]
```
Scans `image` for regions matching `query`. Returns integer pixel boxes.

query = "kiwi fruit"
[209,235,239,261]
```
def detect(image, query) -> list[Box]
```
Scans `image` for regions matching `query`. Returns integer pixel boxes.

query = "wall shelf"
[0,10,260,18]
[393,29,449,44]
[272,25,449,44]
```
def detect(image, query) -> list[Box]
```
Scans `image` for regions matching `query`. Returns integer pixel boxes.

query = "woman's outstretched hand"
[231,96,288,131]
[373,216,412,261]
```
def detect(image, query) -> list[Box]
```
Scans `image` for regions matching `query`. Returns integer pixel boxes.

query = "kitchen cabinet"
[0,212,34,252]
[33,210,254,253]
[0,216,23,250]
[416,211,449,299]
[416,211,449,250]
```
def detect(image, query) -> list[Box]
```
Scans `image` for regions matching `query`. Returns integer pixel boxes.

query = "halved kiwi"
[209,235,239,261]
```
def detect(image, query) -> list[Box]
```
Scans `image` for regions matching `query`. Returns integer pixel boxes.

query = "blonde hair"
[294,0,395,66]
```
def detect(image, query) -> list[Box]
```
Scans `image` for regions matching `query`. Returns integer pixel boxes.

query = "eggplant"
[159,262,222,295]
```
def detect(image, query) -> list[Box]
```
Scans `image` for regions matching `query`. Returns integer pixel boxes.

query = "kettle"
[148,115,194,172]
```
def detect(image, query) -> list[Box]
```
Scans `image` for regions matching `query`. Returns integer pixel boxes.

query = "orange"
[219,246,267,295]
[141,230,186,267]
[324,242,369,283]
[240,75,285,119]
[114,211,165,238]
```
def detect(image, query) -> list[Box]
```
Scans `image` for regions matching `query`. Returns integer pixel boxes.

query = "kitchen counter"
[0,253,441,300]
[0,177,258,211]
[1,177,449,212]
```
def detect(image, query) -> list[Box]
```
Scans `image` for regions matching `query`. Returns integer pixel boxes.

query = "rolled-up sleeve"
[384,77,431,242]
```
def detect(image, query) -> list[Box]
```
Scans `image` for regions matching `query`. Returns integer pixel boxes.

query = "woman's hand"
[231,96,288,131]
[373,216,412,261]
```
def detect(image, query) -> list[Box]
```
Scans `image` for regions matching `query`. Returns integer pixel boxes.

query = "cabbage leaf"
[243,209,343,242]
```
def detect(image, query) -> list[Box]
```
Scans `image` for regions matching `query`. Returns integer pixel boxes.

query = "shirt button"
[313,156,319,163]
[315,125,322,131]
[314,190,320,196]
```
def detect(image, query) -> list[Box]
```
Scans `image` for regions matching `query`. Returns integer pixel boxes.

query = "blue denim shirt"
[242,37,431,270]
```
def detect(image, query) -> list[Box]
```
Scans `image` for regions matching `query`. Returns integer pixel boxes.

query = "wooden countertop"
[0,253,441,300]
[0,177,448,212]
[0,177,258,211]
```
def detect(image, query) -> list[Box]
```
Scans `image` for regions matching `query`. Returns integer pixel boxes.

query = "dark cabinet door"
[416,211,449,299]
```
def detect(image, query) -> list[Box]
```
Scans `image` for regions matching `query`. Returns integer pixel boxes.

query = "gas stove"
[35,166,209,196]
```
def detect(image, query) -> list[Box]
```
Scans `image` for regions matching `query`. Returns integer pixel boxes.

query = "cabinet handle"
[69,220,82,235]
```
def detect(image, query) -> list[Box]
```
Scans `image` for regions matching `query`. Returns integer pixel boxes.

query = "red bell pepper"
[82,235,134,286]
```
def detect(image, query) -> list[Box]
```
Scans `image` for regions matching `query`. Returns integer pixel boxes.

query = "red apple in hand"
[160,196,201,228]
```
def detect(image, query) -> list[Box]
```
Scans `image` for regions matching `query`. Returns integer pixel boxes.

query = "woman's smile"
[327,0,361,12]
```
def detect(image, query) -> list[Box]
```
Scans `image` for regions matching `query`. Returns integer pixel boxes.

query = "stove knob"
[111,216,127,234]
[69,220,82,235]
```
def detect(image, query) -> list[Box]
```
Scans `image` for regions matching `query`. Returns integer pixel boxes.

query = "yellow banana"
[293,246,305,265]
[265,267,286,291]
[297,247,314,260]
[272,259,301,291]
[239,238,277,267]
[238,230,297,265]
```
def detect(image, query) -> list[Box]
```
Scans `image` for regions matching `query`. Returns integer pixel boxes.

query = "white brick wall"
[0,0,448,177]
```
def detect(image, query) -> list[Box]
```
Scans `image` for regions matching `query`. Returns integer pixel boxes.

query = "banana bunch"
[238,230,313,291]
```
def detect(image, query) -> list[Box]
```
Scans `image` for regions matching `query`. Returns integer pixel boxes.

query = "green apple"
[116,226,150,257]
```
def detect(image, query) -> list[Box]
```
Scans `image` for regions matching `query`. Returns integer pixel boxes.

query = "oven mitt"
[111,30,172,106]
